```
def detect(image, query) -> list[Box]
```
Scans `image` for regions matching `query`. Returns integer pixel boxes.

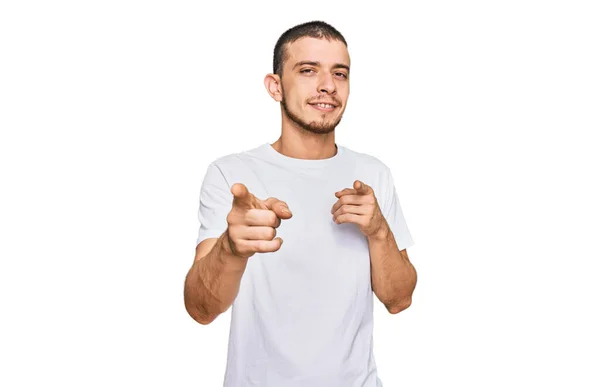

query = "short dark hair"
[272,21,348,77]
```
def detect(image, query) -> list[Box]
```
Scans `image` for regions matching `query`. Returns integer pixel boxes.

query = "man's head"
[264,21,350,135]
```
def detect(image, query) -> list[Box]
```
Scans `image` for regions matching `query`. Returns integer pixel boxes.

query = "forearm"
[367,226,417,313]
[184,232,249,324]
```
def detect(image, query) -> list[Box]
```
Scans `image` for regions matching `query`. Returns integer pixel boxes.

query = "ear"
[264,73,283,102]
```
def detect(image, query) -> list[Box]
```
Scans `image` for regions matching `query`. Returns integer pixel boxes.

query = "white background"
[1,0,599,386]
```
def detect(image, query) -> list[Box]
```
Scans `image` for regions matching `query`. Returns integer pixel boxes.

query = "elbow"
[186,304,217,325]
[184,294,217,325]
[386,297,412,314]
[195,315,216,325]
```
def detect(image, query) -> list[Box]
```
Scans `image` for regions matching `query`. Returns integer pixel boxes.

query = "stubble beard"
[280,92,343,135]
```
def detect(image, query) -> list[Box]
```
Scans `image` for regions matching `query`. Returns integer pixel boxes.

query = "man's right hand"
[225,183,292,259]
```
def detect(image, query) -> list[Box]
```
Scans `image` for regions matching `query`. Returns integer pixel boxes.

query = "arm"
[367,227,417,314]
[185,174,291,325]
[331,171,416,314]
[184,232,249,325]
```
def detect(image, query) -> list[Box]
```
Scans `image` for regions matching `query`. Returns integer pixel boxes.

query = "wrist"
[367,224,391,242]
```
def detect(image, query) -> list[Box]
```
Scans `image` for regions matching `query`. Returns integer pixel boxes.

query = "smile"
[309,103,337,112]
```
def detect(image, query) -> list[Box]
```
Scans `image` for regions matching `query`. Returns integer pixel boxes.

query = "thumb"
[263,197,293,219]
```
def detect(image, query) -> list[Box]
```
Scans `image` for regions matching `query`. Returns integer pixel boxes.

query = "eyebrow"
[293,61,350,72]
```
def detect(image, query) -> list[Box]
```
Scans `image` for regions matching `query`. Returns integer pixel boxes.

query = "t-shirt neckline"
[261,142,345,168]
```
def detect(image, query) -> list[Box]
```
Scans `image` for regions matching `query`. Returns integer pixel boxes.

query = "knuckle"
[268,211,278,225]
[227,226,239,240]
[234,239,246,253]
[226,211,235,224]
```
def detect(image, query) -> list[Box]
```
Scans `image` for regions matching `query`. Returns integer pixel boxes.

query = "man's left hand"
[331,180,389,238]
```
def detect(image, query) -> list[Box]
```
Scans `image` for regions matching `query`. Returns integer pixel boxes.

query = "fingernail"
[282,207,291,214]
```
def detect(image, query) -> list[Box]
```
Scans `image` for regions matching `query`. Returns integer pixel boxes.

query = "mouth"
[308,102,338,112]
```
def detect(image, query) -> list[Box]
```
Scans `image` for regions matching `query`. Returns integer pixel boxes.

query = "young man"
[184,21,417,387]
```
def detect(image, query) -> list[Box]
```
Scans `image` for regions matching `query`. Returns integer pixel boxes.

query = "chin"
[282,99,342,134]
[306,119,342,134]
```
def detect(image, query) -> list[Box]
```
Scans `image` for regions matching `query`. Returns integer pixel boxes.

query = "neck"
[272,113,338,160]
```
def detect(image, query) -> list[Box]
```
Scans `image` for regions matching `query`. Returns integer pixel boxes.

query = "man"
[184,21,417,387]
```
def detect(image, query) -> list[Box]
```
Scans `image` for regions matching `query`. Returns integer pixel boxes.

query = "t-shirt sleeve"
[196,162,233,246]
[380,166,415,251]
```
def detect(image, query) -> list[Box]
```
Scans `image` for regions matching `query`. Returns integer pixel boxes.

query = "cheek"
[337,83,350,99]
[285,86,306,105]
[297,79,318,97]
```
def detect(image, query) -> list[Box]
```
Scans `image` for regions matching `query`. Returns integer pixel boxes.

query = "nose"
[317,73,336,94]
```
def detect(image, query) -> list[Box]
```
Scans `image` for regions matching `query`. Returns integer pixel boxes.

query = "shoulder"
[339,145,398,199]
[340,145,392,174]
[200,143,272,189]
[205,143,267,170]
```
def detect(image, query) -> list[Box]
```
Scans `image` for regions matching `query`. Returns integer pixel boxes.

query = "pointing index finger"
[354,180,371,195]
[231,183,257,209]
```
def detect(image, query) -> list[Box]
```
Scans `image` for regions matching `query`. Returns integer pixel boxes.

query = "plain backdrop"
[1,1,599,386]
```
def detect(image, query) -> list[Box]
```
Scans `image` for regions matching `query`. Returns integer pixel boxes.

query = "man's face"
[279,37,350,134]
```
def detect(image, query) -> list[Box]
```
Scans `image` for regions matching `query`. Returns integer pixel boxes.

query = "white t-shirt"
[196,142,414,387]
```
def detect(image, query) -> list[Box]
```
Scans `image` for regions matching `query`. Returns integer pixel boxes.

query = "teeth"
[316,103,334,108]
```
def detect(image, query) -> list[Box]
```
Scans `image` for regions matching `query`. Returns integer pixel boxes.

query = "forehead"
[284,37,350,68]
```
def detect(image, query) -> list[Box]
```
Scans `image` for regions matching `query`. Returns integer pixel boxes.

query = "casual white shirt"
[196,143,414,387]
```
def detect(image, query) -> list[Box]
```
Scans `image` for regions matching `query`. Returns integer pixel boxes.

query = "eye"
[334,72,348,79]
[300,68,315,74]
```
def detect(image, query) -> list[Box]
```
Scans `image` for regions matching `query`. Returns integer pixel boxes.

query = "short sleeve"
[380,166,415,251]
[196,162,233,246]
